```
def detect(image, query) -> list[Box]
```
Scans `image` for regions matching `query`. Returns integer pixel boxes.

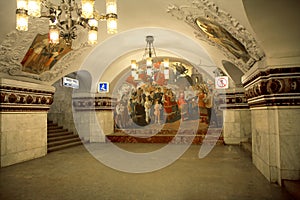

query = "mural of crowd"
[114,82,220,129]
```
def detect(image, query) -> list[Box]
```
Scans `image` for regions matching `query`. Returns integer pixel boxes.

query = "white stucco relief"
[167,0,265,72]
[0,17,93,83]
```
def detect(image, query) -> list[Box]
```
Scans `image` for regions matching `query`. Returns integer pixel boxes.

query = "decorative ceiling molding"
[167,0,265,72]
[0,17,92,83]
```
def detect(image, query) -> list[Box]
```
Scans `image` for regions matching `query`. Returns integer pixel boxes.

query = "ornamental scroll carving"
[167,0,265,72]
[0,17,92,83]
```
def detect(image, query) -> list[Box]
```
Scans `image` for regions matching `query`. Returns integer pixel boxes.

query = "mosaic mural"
[21,34,72,74]
[112,61,223,131]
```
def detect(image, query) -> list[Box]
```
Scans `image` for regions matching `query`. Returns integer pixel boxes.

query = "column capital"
[242,67,300,108]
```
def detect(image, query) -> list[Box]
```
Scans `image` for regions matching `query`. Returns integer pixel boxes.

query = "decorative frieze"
[243,67,300,107]
[218,91,249,109]
[0,78,55,112]
[72,96,117,111]
[0,85,54,112]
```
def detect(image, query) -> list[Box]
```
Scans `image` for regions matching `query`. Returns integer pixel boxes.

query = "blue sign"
[98,82,109,93]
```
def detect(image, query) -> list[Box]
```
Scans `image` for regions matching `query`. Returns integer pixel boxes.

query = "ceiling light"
[131,36,170,82]
[16,0,118,45]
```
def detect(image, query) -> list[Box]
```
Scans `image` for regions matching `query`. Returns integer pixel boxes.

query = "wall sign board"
[62,77,79,89]
[98,82,109,93]
[215,76,229,89]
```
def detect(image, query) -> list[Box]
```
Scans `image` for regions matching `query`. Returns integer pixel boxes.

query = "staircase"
[47,121,82,153]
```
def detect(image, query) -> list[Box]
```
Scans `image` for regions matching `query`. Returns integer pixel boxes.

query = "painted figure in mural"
[144,96,152,124]
[196,17,251,63]
[148,90,155,123]
[21,37,49,73]
[115,102,124,128]
[177,92,188,121]
[154,87,164,122]
[185,86,197,120]
[154,99,162,124]
[197,88,207,122]
[204,89,219,127]
[163,89,180,122]
[21,34,72,74]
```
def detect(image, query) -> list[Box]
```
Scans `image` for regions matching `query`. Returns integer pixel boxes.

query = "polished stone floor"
[0,143,293,200]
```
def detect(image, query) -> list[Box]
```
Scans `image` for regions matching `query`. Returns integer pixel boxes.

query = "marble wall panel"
[223,109,251,144]
[96,111,114,135]
[0,112,47,167]
[252,153,272,182]
[251,107,300,182]
[280,135,300,171]
[278,108,300,136]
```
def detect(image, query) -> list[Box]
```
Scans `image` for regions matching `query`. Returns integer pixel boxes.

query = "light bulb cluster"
[131,36,170,81]
[16,0,118,45]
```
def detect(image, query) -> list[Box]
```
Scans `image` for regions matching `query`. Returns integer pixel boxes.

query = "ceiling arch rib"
[81,27,217,93]
[222,60,244,86]
[242,0,300,65]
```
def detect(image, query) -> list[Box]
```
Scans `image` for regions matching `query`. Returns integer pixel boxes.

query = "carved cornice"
[0,17,93,82]
[243,67,300,107]
[167,0,265,72]
[72,96,117,112]
[0,85,54,112]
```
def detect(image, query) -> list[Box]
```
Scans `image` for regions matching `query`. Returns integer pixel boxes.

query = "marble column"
[0,78,55,167]
[243,67,300,184]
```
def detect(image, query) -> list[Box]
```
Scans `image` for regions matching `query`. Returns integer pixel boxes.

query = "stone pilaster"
[243,67,300,184]
[219,88,251,144]
[0,78,55,167]
[72,94,116,142]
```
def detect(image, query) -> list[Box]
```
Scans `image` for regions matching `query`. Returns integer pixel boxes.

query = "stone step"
[47,126,64,130]
[47,131,74,138]
[47,141,83,153]
[47,121,82,153]
[47,134,79,142]
[47,137,82,148]
[47,122,58,126]
[47,129,70,135]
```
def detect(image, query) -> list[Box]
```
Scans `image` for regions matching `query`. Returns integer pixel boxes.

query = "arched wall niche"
[222,60,244,86]
[107,56,216,96]
[74,70,93,93]
[80,27,217,93]
[48,70,92,134]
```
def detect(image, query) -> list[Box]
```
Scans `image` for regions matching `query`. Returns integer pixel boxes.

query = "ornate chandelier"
[16,0,118,45]
[131,36,170,82]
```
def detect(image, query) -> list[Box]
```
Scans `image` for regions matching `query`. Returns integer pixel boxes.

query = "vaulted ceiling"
[0,0,299,88]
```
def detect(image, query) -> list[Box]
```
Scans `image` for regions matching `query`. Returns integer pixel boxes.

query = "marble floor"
[0,143,293,200]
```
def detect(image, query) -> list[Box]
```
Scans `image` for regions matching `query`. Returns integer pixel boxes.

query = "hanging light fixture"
[131,36,170,82]
[16,0,29,31]
[15,0,118,45]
